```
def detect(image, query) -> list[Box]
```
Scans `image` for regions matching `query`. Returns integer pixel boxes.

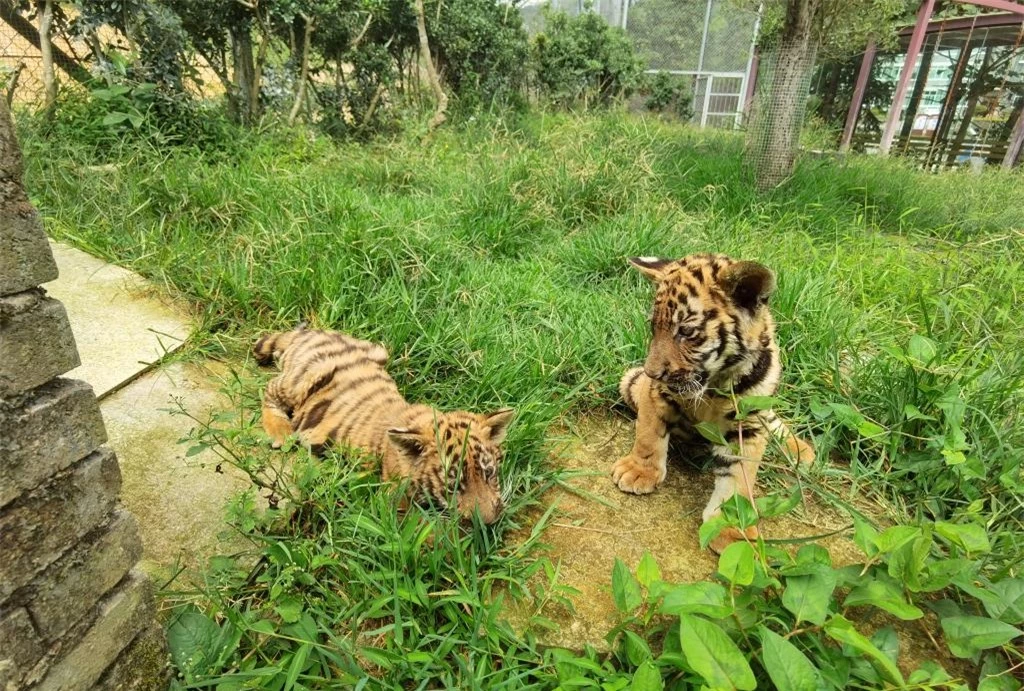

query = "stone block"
[0,290,79,397]
[0,607,44,683]
[34,571,155,691]
[0,378,106,507]
[0,449,120,601]
[29,510,143,639]
[93,624,169,691]
[0,211,58,296]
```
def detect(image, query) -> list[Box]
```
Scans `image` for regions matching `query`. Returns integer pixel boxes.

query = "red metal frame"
[839,41,877,152]
[876,0,1024,156]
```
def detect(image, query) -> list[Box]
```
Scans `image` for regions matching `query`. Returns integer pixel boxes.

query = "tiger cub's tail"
[253,323,307,366]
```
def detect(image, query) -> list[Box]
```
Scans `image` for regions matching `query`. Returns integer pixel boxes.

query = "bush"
[428,0,530,113]
[531,3,645,108]
[641,72,694,120]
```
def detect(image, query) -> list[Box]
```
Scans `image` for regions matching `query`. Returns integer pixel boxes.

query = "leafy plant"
[531,3,645,108]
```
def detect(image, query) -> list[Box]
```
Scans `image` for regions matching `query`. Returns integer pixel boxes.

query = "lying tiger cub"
[254,327,513,524]
[612,254,814,553]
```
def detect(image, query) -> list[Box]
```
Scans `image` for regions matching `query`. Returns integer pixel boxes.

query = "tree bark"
[1001,97,1024,169]
[229,23,258,124]
[945,47,992,167]
[288,14,314,126]
[898,36,935,145]
[818,62,841,123]
[752,0,815,192]
[414,0,448,132]
[38,0,55,111]
[926,43,973,168]
[0,0,90,85]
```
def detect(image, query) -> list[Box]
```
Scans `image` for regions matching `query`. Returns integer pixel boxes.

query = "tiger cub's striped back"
[255,327,513,524]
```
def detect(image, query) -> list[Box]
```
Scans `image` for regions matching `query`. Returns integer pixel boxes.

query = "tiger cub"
[254,327,513,524]
[612,254,814,553]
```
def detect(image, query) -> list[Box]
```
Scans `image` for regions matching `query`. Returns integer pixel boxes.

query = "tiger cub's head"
[386,409,515,525]
[630,253,777,396]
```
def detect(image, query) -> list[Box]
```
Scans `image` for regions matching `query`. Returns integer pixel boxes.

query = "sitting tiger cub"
[612,254,814,554]
[254,327,513,524]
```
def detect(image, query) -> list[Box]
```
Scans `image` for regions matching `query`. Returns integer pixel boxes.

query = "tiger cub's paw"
[708,525,759,555]
[611,455,665,495]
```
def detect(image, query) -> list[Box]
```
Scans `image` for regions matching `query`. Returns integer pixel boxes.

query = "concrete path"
[44,242,252,577]
[43,241,190,399]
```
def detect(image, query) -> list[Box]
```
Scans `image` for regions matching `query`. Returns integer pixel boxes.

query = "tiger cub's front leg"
[612,375,672,494]
[703,435,768,554]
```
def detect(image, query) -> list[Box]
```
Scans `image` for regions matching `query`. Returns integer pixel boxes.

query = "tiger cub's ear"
[480,408,515,445]
[628,257,672,281]
[387,428,427,461]
[720,261,776,311]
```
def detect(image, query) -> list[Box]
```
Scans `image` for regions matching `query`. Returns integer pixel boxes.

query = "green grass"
[20,111,1024,687]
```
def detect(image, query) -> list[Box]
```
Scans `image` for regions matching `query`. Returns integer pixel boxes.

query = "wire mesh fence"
[520,0,760,128]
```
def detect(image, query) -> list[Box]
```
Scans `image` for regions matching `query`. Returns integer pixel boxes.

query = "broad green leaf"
[167,611,220,675]
[827,403,865,431]
[636,552,661,589]
[679,615,756,691]
[985,579,1024,625]
[857,420,887,438]
[102,112,131,126]
[720,494,758,529]
[248,619,276,635]
[612,558,644,614]
[284,643,311,690]
[658,582,731,618]
[630,659,664,691]
[871,626,900,666]
[935,521,990,555]
[695,421,729,446]
[873,525,921,554]
[887,530,933,592]
[844,579,924,620]
[782,570,836,626]
[756,487,801,519]
[852,516,879,558]
[717,541,755,586]
[759,628,817,691]
[737,395,779,418]
[978,652,1020,691]
[940,616,1023,659]
[903,404,935,421]
[274,596,303,624]
[907,335,938,364]
[699,515,728,550]
[824,615,905,686]
[623,630,653,666]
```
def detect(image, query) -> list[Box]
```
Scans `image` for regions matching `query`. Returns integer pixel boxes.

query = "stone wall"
[0,102,167,688]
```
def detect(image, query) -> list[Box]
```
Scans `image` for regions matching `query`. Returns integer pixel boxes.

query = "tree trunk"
[1002,96,1024,169]
[945,47,992,168]
[898,36,935,146]
[0,0,90,84]
[288,14,313,126]
[414,0,448,133]
[38,0,55,111]
[818,62,841,123]
[926,43,973,168]
[229,23,258,124]
[751,0,815,192]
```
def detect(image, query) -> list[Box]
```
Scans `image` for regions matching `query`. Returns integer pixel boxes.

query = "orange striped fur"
[612,254,814,554]
[254,327,513,524]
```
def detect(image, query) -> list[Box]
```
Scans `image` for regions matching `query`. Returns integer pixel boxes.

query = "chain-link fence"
[521,0,761,129]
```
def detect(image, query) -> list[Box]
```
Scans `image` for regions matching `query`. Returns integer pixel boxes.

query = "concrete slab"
[43,241,191,398]
[99,361,254,578]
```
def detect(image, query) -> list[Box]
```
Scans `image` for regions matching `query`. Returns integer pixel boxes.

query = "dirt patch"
[505,413,862,649]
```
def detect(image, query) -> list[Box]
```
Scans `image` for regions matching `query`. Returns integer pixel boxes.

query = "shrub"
[531,3,645,108]
[641,72,694,120]
[428,0,530,113]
